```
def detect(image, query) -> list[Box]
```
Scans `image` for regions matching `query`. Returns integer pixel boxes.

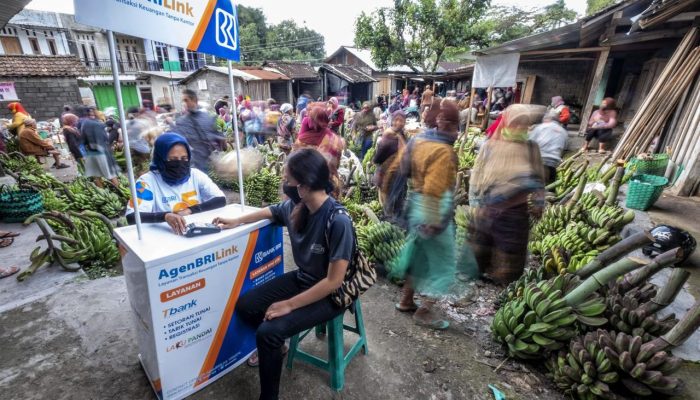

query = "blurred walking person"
[469,104,545,284]
[529,111,568,184]
[373,110,406,207]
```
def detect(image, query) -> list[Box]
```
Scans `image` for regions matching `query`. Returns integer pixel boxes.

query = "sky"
[27,0,588,54]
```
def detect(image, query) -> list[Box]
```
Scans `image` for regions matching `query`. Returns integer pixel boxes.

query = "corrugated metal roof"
[0,0,32,29]
[137,71,191,80]
[326,46,423,73]
[263,61,319,80]
[235,67,289,80]
[475,21,584,55]
[319,64,377,83]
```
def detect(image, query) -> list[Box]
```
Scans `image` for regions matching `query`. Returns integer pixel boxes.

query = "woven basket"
[625,174,668,211]
[0,187,44,223]
[627,153,669,177]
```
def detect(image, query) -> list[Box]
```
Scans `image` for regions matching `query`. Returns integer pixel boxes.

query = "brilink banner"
[74,0,240,61]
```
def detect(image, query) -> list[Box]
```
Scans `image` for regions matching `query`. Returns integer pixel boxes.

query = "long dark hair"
[287,148,333,232]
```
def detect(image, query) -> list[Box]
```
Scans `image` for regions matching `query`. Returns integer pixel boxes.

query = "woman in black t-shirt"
[213,148,354,400]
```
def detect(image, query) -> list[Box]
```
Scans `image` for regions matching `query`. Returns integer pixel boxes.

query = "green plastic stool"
[286,299,368,391]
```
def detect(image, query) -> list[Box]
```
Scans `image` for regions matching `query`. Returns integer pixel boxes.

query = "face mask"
[282,183,302,204]
[162,159,190,183]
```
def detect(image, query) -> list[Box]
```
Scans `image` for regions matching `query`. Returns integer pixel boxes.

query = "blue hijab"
[150,132,192,185]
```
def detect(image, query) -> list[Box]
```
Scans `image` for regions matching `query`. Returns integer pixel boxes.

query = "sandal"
[413,317,450,330]
[0,238,14,248]
[0,266,19,279]
[246,344,289,367]
[0,231,20,239]
[395,301,421,313]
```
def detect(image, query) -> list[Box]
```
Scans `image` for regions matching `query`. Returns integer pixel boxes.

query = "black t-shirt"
[269,197,354,286]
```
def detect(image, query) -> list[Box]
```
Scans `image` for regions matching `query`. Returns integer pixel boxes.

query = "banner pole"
[228,60,246,210]
[107,30,142,239]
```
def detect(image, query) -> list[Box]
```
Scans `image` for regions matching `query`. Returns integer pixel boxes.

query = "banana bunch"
[492,273,608,360]
[496,267,546,306]
[66,177,125,218]
[362,143,377,175]
[18,171,64,190]
[58,212,120,269]
[361,222,405,267]
[0,151,44,176]
[40,188,69,212]
[244,167,282,207]
[547,331,621,399]
[454,205,475,244]
[596,330,684,397]
[579,191,605,211]
[346,201,383,226]
[531,204,583,242]
[605,284,677,342]
[586,206,635,231]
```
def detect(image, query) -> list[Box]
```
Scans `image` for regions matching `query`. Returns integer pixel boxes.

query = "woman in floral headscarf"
[468,104,546,284]
[7,102,31,136]
[61,113,84,167]
[276,103,296,154]
[327,97,345,134]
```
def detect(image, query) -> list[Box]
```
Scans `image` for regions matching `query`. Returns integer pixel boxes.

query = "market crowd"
[0,86,619,400]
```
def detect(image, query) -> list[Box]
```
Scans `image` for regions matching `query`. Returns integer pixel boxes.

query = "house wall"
[517,60,593,108]
[149,76,181,107]
[0,25,70,56]
[180,71,271,105]
[0,76,81,121]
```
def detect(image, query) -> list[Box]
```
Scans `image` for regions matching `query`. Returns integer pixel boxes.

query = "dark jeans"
[360,136,373,160]
[544,165,557,185]
[236,270,344,400]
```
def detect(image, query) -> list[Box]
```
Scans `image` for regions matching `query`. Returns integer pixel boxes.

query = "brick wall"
[518,60,593,108]
[0,77,81,121]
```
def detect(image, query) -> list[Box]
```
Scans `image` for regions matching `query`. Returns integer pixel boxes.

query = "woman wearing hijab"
[125,132,226,235]
[388,100,461,330]
[80,110,120,187]
[547,95,570,126]
[327,97,344,134]
[373,110,407,206]
[61,113,83,168]
[352,101,378,160]
[276,103,296,154]
[7,102,31,136]
[469,104,545,284]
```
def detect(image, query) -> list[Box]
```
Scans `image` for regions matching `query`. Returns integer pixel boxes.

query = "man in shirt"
[529,111,569,184]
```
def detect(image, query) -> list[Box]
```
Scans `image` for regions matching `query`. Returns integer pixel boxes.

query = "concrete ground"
[2,152,700,400]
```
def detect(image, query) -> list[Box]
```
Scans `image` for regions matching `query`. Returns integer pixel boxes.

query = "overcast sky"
[28,0,588,54]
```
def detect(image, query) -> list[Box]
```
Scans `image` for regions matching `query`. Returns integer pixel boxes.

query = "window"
[126,47,133,68]
[81,43,89,65]
[0,36,22,55]
[155,43,166,64]
[91,45,98,64]
[47,39,57,55]
[28,37,40,54]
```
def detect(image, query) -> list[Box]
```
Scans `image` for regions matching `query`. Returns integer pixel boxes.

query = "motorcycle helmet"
[643,225,696,263]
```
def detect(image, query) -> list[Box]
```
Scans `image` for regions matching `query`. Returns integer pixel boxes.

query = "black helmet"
[643,225,696,263]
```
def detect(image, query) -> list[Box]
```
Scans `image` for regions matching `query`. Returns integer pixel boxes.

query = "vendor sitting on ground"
[125,132,226,235]
[18,119,69,169]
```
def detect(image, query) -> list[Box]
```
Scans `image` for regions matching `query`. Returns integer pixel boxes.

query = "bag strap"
[324,203,358,265]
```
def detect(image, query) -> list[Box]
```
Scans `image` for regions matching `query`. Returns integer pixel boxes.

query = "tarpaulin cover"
[472,53,520,88]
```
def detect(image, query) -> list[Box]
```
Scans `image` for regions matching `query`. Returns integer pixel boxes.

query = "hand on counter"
[165,213,187,235]
[212,216,240,229]
[265,300,293,320]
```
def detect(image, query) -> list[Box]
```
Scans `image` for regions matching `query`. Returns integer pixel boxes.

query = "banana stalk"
[565,257,648,305]
[650,299,700,349]
[576,231,653,278]
[605,164,626,206]
[567,171,589,205]
[617,248,684,292]
[639,268,691,315]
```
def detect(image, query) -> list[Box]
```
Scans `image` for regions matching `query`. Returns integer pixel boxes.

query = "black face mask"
[162,159,190,184]
[282,183,302,204]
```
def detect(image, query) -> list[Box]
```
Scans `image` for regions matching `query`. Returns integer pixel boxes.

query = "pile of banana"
[492,273,608,359]
[66,177,124,218]
[549,329,686,399]
[586,205,635,230]
[497,266,546,306]
[18,210,120,281]
[243,167,282,207]
[0,151,44,176]
[345,201,382,226]
[356,221,405,269]
[605,284,677,342]
[454,205,475,245]
[39,188,69,212]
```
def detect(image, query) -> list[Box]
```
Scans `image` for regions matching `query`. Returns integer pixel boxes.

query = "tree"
[237,7,325,64]
[474,1,578,48]
[586,0,617,15]
[354,0,490,74]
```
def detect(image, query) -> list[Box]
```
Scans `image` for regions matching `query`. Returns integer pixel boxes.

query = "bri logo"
[215,7,237,51]
[163,299,197,318]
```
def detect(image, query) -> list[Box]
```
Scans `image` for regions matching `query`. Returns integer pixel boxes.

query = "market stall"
[114,204,283,400]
